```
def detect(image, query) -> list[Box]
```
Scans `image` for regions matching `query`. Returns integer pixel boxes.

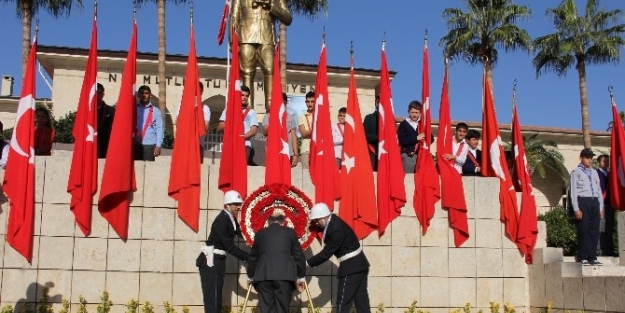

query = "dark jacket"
[247,223,306,282]
[307,214,369,277]
[597,168,610,205]
[97,103,115,158]
[462,149,482,176]
[196,210,250,271]
[397,120,435,155]
[363,111,379,153]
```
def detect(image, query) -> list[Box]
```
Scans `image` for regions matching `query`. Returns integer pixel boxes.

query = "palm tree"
[439,0,531,96]
[504,133,569,184]
[136,0,188,130]
[2,0,82,80]
[281,0,328,90]
[533,0,625,148]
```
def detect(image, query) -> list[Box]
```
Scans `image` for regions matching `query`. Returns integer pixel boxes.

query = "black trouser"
[134,143,156,161]
[575,197,601,261]
[600,202,615,256]
[255,280,294,313]
[368,152,377,172]
[199,257,226,313]
[336,270,370,313]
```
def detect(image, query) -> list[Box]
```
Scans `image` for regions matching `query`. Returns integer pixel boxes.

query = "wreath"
[240,183,318,250]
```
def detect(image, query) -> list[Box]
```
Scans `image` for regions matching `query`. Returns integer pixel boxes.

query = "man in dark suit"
[597,154,615,256]
[197,190,250,313]
[462,129,482,176]
[306,203,371,313]
[363,94,380,171]
[247,212,306,313]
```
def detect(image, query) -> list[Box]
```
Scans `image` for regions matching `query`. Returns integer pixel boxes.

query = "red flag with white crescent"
[436,63,468,247]
[339,61,377,240]
[5,36,37,262]
[414,41,441,235]
[68,16,98,236]
[480,73,519,243]
[217,0,230,45]
[265,45,291,185]
[98,20,138,240]
[309,43,341,208]
[512,98,538,263]
[218,31,247,197]
[609,100,625,211]
[377,44,406,236]
[168,24,206,232]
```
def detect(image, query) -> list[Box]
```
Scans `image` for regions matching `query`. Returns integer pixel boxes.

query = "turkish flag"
[512,100,538,263]
[414,42,441,235]
[217,0,230,45]
[68,17,98,236]
[609,100,625,211]
[436,63,469,247]
[480,73,519,243]
[377,45,406,236]
[218,31,247,197]
[338,62,377,240]
[265,45,291,185]
[309,43,340,208]
[98,21,138,240]
[4,37,37,262]
[168,24,206,232]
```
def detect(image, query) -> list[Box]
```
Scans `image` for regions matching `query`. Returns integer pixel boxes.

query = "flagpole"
[511,79,517,122]
[349,40,354,69]
[609,86,615,104]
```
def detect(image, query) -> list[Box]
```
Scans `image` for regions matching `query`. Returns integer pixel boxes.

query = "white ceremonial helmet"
[309,203,331,220]
[224,190,243,205]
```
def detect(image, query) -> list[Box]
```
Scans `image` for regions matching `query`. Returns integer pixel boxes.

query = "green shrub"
[53,111,76,144]
[77,296,88,313]
[97,291,113,313]
[141,302,154,313]
[58,300,70,313]
[538,206,578,256]
[36,287,53,313]
[2,128,12,140]
[1,305,14,313]
[162,130,174,149]
[125,299,139,313]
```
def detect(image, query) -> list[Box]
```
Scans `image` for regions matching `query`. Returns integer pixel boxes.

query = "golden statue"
[231,0,292,110]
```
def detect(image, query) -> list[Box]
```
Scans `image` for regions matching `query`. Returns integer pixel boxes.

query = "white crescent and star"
[378,140,387,160]
[86,124,96,142]
[10,94,35,158]
[88,82,97,111]
[280,139,289,156]
[618,156,625,188]
[489,139,506,181]
[342,152,355,174]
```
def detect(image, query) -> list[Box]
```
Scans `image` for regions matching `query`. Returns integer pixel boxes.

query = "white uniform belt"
[337,247,362,263]
[201,245,227,267]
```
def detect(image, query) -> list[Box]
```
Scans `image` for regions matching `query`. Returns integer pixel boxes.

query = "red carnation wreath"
[240,183,318,250]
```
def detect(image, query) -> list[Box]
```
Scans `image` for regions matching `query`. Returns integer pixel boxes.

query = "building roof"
[37,45,396,78]
[432,119,610,137]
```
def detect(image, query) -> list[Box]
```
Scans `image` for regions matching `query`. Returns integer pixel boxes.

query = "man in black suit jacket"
[247,213,306,313]
[597,154,615,256]
[197,190,250,313]
[462,129,482,176]
[307,203,371,313]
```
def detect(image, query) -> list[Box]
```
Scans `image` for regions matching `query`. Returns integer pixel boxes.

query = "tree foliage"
[439,0,532,67]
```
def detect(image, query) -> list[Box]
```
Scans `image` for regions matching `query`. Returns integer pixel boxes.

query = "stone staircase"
[530,248,625,312]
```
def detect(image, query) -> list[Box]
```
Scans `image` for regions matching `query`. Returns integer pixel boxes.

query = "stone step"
[558,261,625,277]
[562,256,620,266]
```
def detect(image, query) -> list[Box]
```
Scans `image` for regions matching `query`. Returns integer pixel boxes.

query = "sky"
[0,0,624,132]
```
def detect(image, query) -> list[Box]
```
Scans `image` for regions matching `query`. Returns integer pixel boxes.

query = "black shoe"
[580,260,590,266]
[589,260,603,266]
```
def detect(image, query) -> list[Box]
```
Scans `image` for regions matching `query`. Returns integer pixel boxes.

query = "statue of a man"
[231,0,292,110]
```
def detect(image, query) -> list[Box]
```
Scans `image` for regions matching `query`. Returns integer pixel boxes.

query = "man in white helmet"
[197,190,250,313]
[306,203,371,313]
